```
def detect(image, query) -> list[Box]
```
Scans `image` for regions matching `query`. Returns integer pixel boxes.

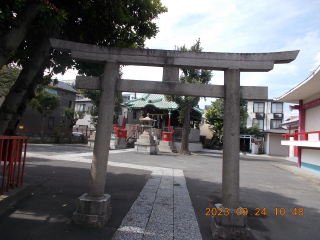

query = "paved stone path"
[27,149,202,240]
[110,162,202,240]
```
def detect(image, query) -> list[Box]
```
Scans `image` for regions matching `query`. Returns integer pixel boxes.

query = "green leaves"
[205,99,251,135]
[29,89,61,117]
[165,38,212,123]
[0,64,21,97]
[61,105,84,127]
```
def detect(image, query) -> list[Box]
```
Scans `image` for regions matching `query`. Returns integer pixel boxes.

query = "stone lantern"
[134,113,158,154]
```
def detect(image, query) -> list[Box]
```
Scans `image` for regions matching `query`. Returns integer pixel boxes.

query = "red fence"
[282,131,320,141]
[0,136,28,195]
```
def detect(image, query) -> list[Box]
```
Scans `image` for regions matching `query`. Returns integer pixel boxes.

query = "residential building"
[277,65,320,173]
[16,81,77,136]
[246,100,284,131]
[74,96,95,133]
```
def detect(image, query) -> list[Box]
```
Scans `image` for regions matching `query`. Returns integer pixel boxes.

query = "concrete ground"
[0,144,319,240]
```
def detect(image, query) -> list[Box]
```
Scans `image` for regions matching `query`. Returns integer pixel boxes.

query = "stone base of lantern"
[134,130,158,155]
[134,142,158,155]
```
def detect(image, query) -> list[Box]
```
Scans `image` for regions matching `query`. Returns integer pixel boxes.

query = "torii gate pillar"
[210,68,251,239]
[73,61,119,227]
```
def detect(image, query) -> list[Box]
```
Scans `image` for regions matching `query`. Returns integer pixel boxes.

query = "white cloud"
[51,0,320,108]
[122,66,162,81]
[314,52,320,67]
[54,70,78,81]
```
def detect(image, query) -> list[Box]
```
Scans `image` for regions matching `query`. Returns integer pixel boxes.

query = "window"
[133,111,137,119]
[270,119,282,129]
[87,106,93,112]
[253,102,264,113]
[79,104,85,112]
[48,117,54,129]
[253,118,264,130]
[69,100,74,108]
[271,102,283,113]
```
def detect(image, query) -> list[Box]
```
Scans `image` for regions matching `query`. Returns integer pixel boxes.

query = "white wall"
[200,112,213,139]
[268,133,288,156]
[189,129,200,142]
[301,149,320,166]
[305,105,320,133]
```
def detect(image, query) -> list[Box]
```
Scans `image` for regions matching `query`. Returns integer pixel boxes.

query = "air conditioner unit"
[274,113,283,119]
[255,113,265,118]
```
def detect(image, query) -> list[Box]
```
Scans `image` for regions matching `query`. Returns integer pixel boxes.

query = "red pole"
[122,115,126,128]
[298,100,305,168]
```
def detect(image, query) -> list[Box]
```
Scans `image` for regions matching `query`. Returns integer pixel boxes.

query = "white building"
[246,100,284,131]
[277,65,320,173]
[74,96,95,132]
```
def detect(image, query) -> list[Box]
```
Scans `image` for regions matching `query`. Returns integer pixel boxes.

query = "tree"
[61,105,84,133]
[29,89,61,142]
[205,99,260,147]
[0,64,21,97]
[165,39,212,155]
[0,0,167,135]
[205,99,224,147]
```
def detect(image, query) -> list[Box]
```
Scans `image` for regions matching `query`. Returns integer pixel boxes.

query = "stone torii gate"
[50,39,298,238]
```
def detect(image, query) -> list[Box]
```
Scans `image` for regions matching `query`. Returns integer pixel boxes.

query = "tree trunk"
[0,35,51,135]
[179,101,191,155]
[4,58,48,135]
[0,3,41,68]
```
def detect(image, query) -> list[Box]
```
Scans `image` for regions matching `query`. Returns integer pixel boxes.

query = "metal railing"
[0,136,28,195]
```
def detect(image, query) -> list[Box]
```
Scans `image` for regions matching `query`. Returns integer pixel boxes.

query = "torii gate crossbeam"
[49,39,298,239]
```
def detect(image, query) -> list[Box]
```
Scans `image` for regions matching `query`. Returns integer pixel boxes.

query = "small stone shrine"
[134,113,158,155]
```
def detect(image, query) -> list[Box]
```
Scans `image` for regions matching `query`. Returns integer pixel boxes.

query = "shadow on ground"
[0,158,150,240]
[185,176,320,240]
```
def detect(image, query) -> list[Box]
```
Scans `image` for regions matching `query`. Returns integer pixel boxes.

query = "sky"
[56,0,320,119]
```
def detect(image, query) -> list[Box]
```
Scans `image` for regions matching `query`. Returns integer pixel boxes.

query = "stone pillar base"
[211,216,251,240]
[211,204,250,239]
[73,193,111,227]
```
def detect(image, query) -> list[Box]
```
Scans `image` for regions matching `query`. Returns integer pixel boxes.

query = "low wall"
[173,142,203,152]
[27,136,86,143]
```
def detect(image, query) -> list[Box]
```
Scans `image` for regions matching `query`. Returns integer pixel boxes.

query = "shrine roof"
[125,94,204,114]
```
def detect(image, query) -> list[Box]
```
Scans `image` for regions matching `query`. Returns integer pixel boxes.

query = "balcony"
[281,131,320,148]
